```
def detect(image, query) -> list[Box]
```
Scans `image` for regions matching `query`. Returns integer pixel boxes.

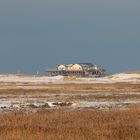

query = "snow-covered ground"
[0,73,139,112]
[76,73,140,83]
[0,75,64,83]
[76,100,140,109]
[0,97,140,112]
[111,73,140,80]
[0,73,139,83]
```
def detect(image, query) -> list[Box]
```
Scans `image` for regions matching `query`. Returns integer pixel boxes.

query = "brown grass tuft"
[0,107,140,140]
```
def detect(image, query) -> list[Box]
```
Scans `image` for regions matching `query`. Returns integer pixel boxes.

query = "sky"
[0,0,140,74]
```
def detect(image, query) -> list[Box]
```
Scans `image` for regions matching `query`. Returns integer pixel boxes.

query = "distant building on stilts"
[46,63,106,77]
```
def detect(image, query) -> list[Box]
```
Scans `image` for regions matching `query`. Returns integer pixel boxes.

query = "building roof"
[58,63,95,67]
[78,63,94,67]
[66,64,73,67]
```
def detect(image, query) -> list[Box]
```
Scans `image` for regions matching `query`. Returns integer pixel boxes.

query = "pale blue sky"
[0,0,140,74]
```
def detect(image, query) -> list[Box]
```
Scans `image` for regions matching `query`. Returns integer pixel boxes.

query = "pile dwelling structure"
[46,63,106,77]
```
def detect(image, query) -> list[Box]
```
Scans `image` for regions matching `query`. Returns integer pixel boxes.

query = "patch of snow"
[47,102,56,107]
[111,73,140,80]
[12,104,20,108]
[77,101,117,108]
[30,103,46,108]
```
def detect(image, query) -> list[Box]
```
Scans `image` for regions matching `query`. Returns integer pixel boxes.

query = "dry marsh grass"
[0,83,140,92]
[0,107,140,140]
[47,83,140,90]
[0,82,139,139]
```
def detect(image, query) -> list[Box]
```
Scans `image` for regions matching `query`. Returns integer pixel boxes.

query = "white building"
[47,63,106,77]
